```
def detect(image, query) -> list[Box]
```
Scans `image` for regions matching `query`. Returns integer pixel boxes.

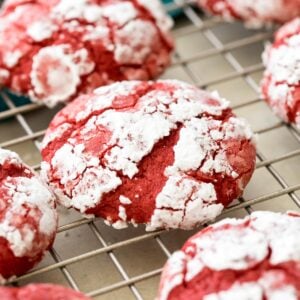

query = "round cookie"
[262,18,300,128]
[197,0,300,28]
[41,80,256,231]
[157,211,300,300]
[0,0,173,107]
[0,284,90,299]
[0,148,57,282]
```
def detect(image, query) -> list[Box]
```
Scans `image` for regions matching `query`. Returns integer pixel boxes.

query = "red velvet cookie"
[198,0,300,28]
[262,18,300,129]
[0,148,57,282]
[0,284,90,300]
[41,80,256,231]
[0,0,173,107]
[157,211,300,300]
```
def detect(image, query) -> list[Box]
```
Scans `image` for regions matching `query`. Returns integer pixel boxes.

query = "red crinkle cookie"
[0,284,90,300]
[197,0,300,28]
[41,80,256,231]
[262,18,300,129]
[0,0,173,107]
[157,211,300,300]
[0,148,57,282]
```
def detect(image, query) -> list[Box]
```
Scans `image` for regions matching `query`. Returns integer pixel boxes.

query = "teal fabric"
[0,90,31,112]
[4,90,31,107]
[0,95,8,112]
[162,0,182,17]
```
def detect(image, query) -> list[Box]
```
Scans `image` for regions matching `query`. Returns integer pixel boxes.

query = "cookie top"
[0,0,173,107]
[0,148,57,281]
[157,211,300,300]
[41,80,256,231]
[262,18,300,128]
[198,0,300,28]
[0,284,90,300]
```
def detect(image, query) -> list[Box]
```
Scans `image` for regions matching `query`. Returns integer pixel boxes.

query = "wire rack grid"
[0,1,300,299]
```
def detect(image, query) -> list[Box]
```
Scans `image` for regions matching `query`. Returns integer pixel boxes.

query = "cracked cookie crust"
[0,284,91,299]
[0,0,173,107]
[197,0,300,28]
[157,211,300,300]
[41,80,256,231]
[0,148,57,282]
[262,18,300,128]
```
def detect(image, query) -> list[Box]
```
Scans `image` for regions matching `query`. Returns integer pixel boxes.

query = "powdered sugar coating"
[0,148,58,281]
[136,0,174,34]
[119,196,132,205]
[0,284,91,300]
[157,211,300,300]
[198,0,300,28]
[0,0,173,107]
[262,18,300,128]
[204,272,299,300]
[41,80,256,230]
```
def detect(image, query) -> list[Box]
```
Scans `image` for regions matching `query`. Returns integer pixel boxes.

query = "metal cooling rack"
[1,1,300,299]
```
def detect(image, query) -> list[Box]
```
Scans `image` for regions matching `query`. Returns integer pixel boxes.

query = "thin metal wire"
[88,222,144,299]
[182,5,300,213]
[1,93,81,292]
[7,231,166,283]
[0,1,300,299]
[86,269,163,298]
[171,32,272,67]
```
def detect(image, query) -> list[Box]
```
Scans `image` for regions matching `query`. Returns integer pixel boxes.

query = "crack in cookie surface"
[262,18,300,128]
[0,284,91,300]
[197,0,300,28]
[0,0,173,107]
[41,80,256,230]
[0,148,57,281]
[157,211,300,300]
